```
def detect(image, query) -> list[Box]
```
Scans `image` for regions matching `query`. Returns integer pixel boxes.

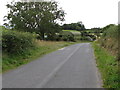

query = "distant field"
[63,30,81,35]
[63,30,80,32]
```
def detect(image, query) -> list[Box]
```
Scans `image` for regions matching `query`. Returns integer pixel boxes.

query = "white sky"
[0,0,119,29]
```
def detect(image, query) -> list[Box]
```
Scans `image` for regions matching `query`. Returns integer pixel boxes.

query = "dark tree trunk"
[41,32,44,40]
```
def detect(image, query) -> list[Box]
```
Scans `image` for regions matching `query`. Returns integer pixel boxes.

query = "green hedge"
[59,31,75,41]
[2,30,36,55]
[99,25,119,60]
[102,25,118,39]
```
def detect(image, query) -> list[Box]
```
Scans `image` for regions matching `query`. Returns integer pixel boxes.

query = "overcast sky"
[0,0,119,29]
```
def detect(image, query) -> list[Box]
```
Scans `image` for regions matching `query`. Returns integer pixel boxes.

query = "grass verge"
[92,42,119,88]
[2,40,79,73]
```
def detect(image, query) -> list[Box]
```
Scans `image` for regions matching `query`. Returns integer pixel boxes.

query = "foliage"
[80,28,103,40]
[92,42,119,88]
[45,24,62,41]
[62,21,85,31]
[4,1,65,40]
[99,24,118,60]
[102,24,118,39]
[62,30,81,41]
[2,30,36,55]
[80,31,96,41]
[59,31,75,41]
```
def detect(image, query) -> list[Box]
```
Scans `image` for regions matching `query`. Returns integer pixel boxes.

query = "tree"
[76,21,85,31]
[62,22,85,31]
[4,1,65,40]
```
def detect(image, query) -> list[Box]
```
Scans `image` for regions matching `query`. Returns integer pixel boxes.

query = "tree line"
[62,22,85,31]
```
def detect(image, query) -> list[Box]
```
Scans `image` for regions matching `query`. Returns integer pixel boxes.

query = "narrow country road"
[2,43,102,88]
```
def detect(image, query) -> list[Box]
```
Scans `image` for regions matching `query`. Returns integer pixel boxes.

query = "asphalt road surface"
[2,43,102,88]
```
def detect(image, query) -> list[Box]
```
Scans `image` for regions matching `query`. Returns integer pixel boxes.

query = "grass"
[92,42,119,88]
[2,40,79,73]
[63,30,81,35]
[63,30,80,32]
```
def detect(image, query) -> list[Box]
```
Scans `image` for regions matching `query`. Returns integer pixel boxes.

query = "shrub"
[80,36,89,41]
[2,30,36,55]
[102,25,118,39]
[59,31,75,41]
[99,25,119,60]
[55,35,61,41]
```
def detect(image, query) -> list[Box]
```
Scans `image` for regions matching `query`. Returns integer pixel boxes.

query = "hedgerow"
[99,25,119,60]
[2,30,36,55]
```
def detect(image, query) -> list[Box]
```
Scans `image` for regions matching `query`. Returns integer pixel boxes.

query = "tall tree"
[4,0,65,39]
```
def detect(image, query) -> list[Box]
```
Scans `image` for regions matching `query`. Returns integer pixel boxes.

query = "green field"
[63,30,81,35]
[63,30,80,32]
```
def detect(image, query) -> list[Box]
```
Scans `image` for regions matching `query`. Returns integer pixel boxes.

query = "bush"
[2,30,36,55]
[102,25,118,39]
[80,36,91,41]
[59,31,75,41]
[99,25,118,60]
